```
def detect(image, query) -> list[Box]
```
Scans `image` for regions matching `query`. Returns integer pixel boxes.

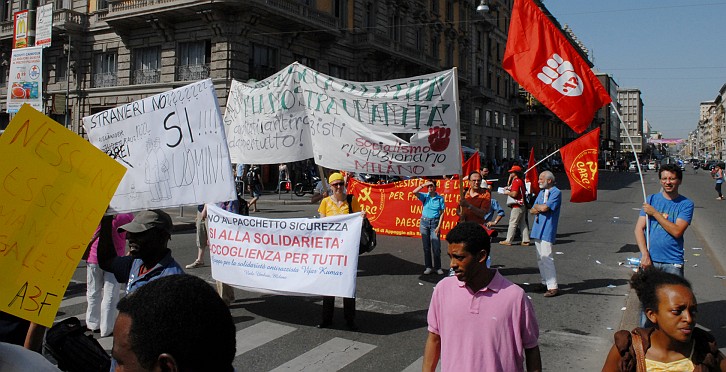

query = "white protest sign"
[207,204,361,298]
[83,80,236,213]
[223,63,462,177]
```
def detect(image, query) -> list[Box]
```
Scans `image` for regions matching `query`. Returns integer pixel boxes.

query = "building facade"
[0,0,526,168]
[617,88,644,157]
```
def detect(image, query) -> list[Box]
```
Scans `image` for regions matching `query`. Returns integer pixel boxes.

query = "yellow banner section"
[0,105,126,327]
[348,178,464,239]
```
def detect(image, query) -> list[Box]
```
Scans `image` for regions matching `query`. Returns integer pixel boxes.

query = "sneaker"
[423,268,433,275]
[436,269,445,275]
[185,260,204,269]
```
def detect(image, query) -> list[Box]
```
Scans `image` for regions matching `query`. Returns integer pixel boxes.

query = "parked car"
[629,161,638,172]
[648,161,657,170]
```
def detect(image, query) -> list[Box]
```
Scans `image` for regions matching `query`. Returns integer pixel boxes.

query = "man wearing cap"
[98,210,184,294]
[500,165,531,246]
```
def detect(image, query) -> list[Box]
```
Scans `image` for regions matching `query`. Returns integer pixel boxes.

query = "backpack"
[246,167,258,186]
[43,317,111,372]
[346,194,377,254]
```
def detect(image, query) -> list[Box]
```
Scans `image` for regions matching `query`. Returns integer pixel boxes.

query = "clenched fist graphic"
[536,54,584,97]
[428,126,451,152]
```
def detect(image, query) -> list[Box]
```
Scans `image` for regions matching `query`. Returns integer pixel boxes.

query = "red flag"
[462,151,481,178]
[502,0,612,134]
[526,148,540,196]
[560,128,600,202]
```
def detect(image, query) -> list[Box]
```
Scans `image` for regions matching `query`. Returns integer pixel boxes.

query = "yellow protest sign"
[0,105,126,327]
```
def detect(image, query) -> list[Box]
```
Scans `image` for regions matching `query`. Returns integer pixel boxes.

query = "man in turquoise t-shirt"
[411,180,446,275]
[635,164,694,277]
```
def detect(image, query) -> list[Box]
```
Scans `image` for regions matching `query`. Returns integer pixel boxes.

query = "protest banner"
[0,105,126,327]
[83,79,236,213]
[7,46,43,113]
[347,178,461,238]
[224,63,462,177]
[207,204,361,297]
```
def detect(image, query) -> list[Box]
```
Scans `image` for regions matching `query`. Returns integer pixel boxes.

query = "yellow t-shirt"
[644,357,694,371]
[318,196,350,217]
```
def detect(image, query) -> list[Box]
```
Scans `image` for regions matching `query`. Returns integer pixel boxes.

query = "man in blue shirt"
[529,171,562,298]
[412,180,447,275]
[634,164,694,277]
[98,210,184,294]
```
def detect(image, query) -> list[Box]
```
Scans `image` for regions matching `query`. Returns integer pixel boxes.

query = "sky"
[540,0,726,139]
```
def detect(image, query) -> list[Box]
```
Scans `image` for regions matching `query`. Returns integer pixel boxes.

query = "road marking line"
[401,356,440,372]
[269,337,375,371]
[235,321,296,357]
[60,295,89,308]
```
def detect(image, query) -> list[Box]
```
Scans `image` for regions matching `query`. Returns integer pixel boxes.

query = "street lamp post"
[65,34,70,128]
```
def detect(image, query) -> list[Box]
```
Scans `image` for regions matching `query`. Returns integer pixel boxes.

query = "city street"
[54,169,726,371]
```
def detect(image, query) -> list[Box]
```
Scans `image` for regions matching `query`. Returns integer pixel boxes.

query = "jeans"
[640,261,684,326]
[86,264,121,337]
[716,182,722,198]
[420,217,441,269]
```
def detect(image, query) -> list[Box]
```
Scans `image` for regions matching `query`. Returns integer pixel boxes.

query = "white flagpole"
[609,102,650,250]
[524,148,560,175]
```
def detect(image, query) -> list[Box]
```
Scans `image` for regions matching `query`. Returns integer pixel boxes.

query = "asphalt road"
[54,169,726,371]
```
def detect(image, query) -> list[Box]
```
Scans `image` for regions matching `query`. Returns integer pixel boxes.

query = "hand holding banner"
[0,105,126,326]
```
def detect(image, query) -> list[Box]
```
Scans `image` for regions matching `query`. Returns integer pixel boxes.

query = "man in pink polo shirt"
[423,222,542,372]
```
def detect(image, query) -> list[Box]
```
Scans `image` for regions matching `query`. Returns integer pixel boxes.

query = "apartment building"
[617,88,644,156]
[0,0,525,164]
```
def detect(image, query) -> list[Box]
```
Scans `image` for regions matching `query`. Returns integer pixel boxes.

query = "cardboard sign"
[224,63,462,177]
[0,105,126,327]
[83,80,236,213]
[207,205,361,298]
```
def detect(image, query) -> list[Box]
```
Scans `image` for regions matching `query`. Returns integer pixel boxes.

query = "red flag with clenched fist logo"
[502,0,611,134]
[560,128,600,202]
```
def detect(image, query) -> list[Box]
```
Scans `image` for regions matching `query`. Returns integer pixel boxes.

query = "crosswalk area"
[54,280,439,372]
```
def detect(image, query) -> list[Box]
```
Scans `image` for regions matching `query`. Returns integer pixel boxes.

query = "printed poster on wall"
[0,105,126,327]
[13,10,28,49]
[224,63,462,177]
[82,79,236,213]
[207,205,361,298]
[35,4,53,48]
[7,46,43,113]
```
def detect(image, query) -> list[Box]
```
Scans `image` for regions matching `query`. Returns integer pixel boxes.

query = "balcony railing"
[110,0,180,12]
[176,63,210,81]
[53,9,87,31]
[93,72,118,88]
[133,69,161,84]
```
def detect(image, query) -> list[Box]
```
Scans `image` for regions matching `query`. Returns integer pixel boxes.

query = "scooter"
[294,175,321,196]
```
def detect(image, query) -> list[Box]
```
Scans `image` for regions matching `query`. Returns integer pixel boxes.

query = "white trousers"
[86,263,122,336]
[534,239,558,290]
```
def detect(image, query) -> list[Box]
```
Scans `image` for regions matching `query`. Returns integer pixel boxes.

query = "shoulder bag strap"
[631,331,647,372]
